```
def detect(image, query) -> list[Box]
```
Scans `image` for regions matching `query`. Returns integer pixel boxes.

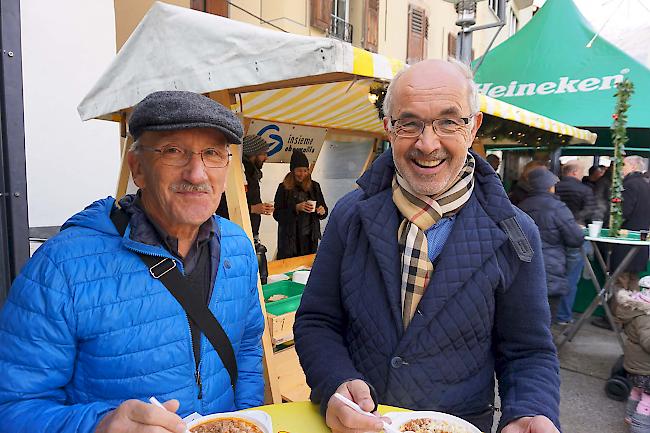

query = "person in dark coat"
[582,165,605,191]
[215,135,273,238]
[508,160,547,206]
[518,167,585,320]
[294,60,561,433]
[273,149,328,259]
[553,161,599,324]
[555,161,600,225]
[610,156,650,291]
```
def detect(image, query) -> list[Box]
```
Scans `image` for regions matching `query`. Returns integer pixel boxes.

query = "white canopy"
[77,1,402,121]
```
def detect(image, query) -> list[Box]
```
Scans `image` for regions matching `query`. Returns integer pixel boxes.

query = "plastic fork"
[149,397,191,433]
[333,393,410,433]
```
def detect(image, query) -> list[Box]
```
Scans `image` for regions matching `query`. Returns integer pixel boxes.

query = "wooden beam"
[267,254,316,275]
[211,90,282,405]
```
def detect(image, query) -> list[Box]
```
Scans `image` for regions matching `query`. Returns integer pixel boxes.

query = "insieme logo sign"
[477,68,630,98]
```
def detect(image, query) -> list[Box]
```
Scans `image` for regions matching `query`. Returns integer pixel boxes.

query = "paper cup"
[592,220,603,231]
[588,224,600,238]
[307,200,317,212]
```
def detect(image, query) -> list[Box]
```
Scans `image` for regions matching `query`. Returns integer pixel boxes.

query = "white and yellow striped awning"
[76,2,595,144]
[237,81,385,135]
[236,81,597,143]
[479,94,597,144]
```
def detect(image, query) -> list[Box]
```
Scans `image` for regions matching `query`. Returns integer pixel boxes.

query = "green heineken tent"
[474,0,650,153]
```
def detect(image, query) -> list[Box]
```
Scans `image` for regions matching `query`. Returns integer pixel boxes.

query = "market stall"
[78,1,597,404]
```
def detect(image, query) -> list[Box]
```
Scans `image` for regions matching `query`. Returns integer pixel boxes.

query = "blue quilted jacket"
[294,152,561,432]
[0,197,264,433]
[518,192,584,297]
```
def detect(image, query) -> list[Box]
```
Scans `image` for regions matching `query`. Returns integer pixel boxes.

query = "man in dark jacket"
[555,161,600,325]
[241,135,273,242]
[556,161,599,226]
[215,135,273,240]
[611,156,650,291]
[294,60,560,433]
[518,167,584,320]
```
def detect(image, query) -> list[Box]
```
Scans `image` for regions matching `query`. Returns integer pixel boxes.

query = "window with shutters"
[406,5,428,64]
[508,7,519,36]
[447,32,457,60]
[311,0,333,32]
[190,0,228,17]
[363,0,379,53]
[330,0,353,43]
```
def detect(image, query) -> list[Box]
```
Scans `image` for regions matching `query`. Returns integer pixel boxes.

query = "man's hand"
[251,203,274,215]
[316,206,326,216]
[325,380,387,433]
[502,416,559,433]
[95,399,186,433]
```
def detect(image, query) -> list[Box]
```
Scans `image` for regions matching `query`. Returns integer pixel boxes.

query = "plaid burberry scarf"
[392,154,476,329]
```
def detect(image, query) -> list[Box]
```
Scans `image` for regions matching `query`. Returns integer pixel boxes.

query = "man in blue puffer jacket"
[0,91,265,433]
[294,60,561,433]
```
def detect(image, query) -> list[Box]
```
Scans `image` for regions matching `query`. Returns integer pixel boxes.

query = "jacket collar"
[357,150,516,336]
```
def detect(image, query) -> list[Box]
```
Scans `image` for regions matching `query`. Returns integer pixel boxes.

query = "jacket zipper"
[123,244,205,401]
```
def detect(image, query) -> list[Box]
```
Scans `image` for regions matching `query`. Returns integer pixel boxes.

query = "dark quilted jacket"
[555,176,600,225]
[518,192,584,296]
[294,151,561,432]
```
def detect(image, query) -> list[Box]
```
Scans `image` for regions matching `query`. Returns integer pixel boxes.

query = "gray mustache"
[407,150,449,160]
[170,183,212,193]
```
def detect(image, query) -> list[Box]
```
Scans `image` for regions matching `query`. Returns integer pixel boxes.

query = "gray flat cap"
[128,91,243,144]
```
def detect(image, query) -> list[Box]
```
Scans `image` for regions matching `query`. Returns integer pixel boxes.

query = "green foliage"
[609,79,634,237]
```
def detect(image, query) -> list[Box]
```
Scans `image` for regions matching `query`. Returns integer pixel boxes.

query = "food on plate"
[190,417,263,433]
[267,294,289,302]
[400,418,469,433]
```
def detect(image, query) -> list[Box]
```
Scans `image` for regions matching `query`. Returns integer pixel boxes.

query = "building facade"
[115,0,536,64]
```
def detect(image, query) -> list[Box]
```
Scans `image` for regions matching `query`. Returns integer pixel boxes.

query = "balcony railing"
[330,15,353,43]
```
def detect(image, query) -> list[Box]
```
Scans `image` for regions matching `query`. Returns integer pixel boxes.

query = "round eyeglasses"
[389,116,474,138]
[140,145,232,168]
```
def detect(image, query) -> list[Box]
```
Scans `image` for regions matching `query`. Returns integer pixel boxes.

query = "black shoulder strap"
[111,206,238,389]
[499,216,534,263]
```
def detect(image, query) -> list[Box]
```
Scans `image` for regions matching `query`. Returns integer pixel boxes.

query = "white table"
[556,235,650,350]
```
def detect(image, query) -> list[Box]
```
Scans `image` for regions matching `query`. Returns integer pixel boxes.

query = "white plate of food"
[383,411,481,433]
[186,410,272,433]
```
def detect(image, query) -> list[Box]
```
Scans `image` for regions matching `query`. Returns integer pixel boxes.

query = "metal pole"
[549,147,562,175]
[0,0,29,305]
[458,28,473,66]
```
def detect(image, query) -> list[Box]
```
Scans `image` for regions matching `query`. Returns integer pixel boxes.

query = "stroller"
[605,276,650,401]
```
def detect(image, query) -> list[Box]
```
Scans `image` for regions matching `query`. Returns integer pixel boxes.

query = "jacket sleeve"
[234,247,265,409]
[556,204,585,249]
[637,317,650,354]
[293,203,366,415]
[494,217,561,431]
[315,182,329,221]
[622,180,639,222]
[272,183,297,225]
[577,187,600,224]
[0,250,115,433]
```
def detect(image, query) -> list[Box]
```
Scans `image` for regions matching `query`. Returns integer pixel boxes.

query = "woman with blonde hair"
[273,149,328,259]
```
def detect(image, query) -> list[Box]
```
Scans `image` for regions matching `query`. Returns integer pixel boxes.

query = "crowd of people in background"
[500,153,650,431]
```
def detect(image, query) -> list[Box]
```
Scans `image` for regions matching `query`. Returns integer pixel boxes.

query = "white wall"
[21,0,120,227]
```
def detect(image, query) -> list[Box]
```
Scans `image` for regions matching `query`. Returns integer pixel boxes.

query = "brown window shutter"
[363,0,380,53]
[447,32,457,59]
[406,5,426,64]
[310,0,333,32]
[191,0,229,17]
